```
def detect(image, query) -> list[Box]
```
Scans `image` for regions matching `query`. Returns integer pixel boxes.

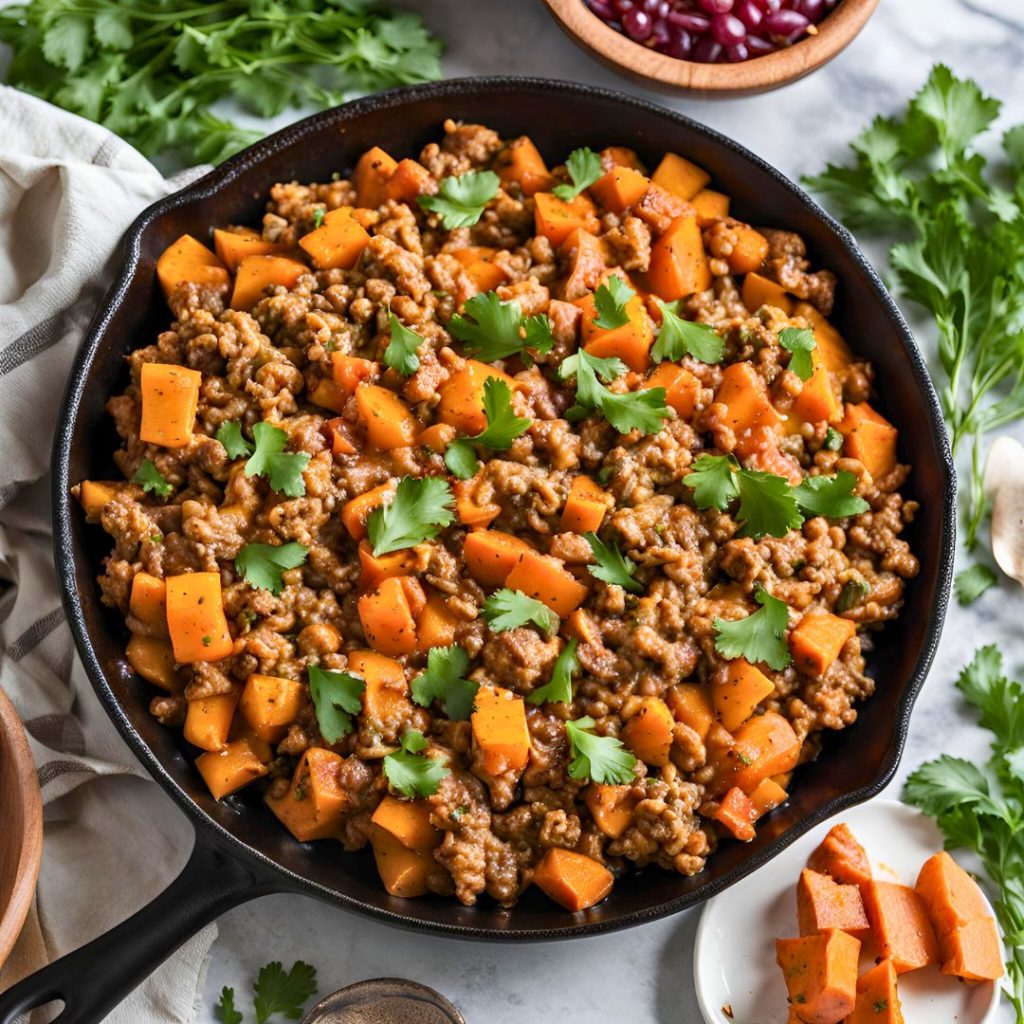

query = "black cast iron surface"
[0,76,954,1023]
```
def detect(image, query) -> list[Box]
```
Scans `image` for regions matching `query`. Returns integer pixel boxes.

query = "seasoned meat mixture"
[75,121,918,912]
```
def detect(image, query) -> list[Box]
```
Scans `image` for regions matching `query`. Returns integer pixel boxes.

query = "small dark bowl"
[2,76,954,1024]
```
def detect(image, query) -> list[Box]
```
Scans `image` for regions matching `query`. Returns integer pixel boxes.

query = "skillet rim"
[50,75,956,941]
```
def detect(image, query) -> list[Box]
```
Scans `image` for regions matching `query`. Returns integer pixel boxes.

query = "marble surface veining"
[184,1,1021,1019]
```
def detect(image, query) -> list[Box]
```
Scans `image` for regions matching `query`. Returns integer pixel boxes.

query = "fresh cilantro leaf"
[793,472,869,519]
[553,147,603,203]
[444,440,479,480]
[214,987,242,1024]
[133,459,172,499]
[253,960,317,1024]
[584,533,643,593]
[652,301,725,364]
[528,639,579,706]
[734,469,803,539]
[558,349,670,435]
[311,207,325,229]
[837,578,869,613]
[447,291,554,362]
[482,588,559,635]
[383,729,450,797]
[308,665,365,743]
[217,421,254,459]
[474,378,531,449]
[565,715,637,784]
[245,422,310,498]
[714,586,791,671]
[779,327,816,381]
[592,276,634,330]
[684,453,740,511]
[823,426,843,451]
[904,755,1002,822]
[367,476,455,555]
[235,541,308,596]
[418,169,500,228]
[955,563,997,605]
[384,311,422,376]
[411,645,479,720]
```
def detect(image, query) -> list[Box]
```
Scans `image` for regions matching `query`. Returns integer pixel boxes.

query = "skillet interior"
[52,77,955,940]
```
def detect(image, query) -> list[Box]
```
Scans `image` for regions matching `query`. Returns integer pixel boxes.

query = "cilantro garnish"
[384,310,422,376]
[132,459,172,499]
[652,301,725,364]
[482,588,559,635]
[245,421,310,498]
[418,169,500,228]
[235,541,308,596]
[213,987,242,1024]
[793,472,869,519]
[837,578,870,613]
[311,207,325,230]
[366,475,455,555]
[904,645,1023,1013]
[217,421,254,459]
[447,291,554,362]
[954,563,997,606]
[411,645,479,721]
[592,276,634,330]
[584,533,643,593]
[528,639,579,706]
[383,728,450,798]
[253,960,318,1024]
[823,426,843,451]
[779,327,816,381]
[565,715,637,785]
[558,349,670,435]
[444,377,532,479]
[552,147,603,202]
[308,665,365,743]
[713,586,791,671]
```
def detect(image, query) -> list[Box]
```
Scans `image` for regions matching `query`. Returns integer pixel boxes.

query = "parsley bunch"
[0,0,442,166]
[904,647,1024,1020]
[805,65,1024,560]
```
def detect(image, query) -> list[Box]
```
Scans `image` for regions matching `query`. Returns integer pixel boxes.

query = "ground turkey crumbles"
[74,120,918,913]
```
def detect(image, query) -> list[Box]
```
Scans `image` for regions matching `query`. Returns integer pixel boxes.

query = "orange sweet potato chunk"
[299,207,370,270]
[621,696,675,767]
[195,735,268,799]
[647,214,712,301]
[690,188,730,226]
[583,783,638,839]
[651,152,710,201]
[714,786,756,842]
[535,192,600,247]
[560,475,612,534]
[665,682,714,740]
[797,869,871,939]
[642,363,701,419]
[589,166,650,213]
[370,827,433,898]
[533,847,614,912]
[357,576,418,657]
[371,795,440,855]
[496,136,553,197]
[847,960,904,1024]
[471,685,531,776]
[265,747,349,842]
[438,360,515,435]
[775,929,860,1024]
[505,551,587,617]
[807,823,872,887]
[915,851,990,936]
[742,271,793,314]
[354,146,398,208]
[862,881,939,974]
[939,916,1004,982]
[714,657,775,732]
[576,288,655,373]
[790,611,857,678]
[839,402,898,480]
[463,530,534,587]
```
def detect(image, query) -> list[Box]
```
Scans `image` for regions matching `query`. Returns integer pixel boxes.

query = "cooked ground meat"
[74,123,917,914]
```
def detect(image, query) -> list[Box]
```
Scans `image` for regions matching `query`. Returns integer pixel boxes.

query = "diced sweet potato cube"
[915,851,991,936]
[299,207,370,270]
[384,158,433,203]
[807,824,872,887]
[354,146,398,208]
[690,188,730,226]
[797,869,871,938]
[184,691,239,752]
[358,576,418,657]
[156,234,229,301]
[126,635,180,692]
[583,783,638,839]
[195,735,268,800]
[794,303,853,373]
[839,402,898,480]
[505,550,587,617]
[354,383,419,450]
[790,611,856,677]
[213,227,286,270]
[533,847,614,912]
[560,475,612,534]
[437,360,515,435]
[452,246,508,293]
[535,192,600,247]
[238,673,304,743]
[642,363,701,419]
[715,360,780,436]
[791,349,840,426]
[939,916,1004,982]
[371,795,440,855]
[847,960,904,1024]
[471,685,530,776]
[714,786,756,842]
[601,146,645,172]
[862,881,939,974]
[709,711,801,796]
[621,696,675,767]
[576,287,655,373]
[647,214,711,301]
[265,747,349,842]
[748,777,787,820]
[166,571,233,663]
[230,254,307,311]
[130,571,168,634]
[775,930,860,1024]
[665,683,713,740]
[341,482,394,541]
[742,271,793,314]
[463,530,533,587]
[589,166,650,213]
[651,152,710,200]
[416,590,461,652]
[370,827,432,898]
[140,363,202,449]
[350,650,411,723]
[358,540,421,591]
[714,658,775,732]
[496,136,553,196]
[726,225,769,275]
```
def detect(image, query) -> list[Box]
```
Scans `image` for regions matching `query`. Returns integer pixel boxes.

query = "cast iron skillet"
[0,77,954,1024]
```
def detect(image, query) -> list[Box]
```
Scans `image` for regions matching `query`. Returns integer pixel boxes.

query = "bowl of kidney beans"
[540,0,879,94]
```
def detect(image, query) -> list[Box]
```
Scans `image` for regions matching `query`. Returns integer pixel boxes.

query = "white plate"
[694,799,1001,1024]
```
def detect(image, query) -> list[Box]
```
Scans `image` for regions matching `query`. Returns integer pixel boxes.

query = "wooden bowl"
[0,688,42,968]
[540,0,881,96]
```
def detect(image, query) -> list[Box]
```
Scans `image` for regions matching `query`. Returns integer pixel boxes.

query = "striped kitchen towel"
[0,86,217,1024]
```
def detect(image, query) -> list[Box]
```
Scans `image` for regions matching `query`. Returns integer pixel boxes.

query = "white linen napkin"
[0,85,217,1023]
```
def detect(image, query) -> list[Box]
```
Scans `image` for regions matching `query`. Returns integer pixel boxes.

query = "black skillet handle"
[0,831,285,1024]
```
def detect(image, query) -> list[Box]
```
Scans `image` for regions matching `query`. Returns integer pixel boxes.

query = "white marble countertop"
[197,2,1024,1022]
